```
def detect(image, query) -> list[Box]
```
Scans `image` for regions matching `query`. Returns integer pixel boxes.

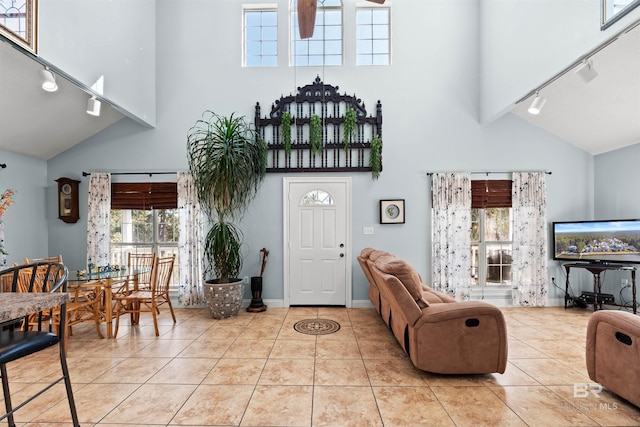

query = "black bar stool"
[0,262,80,427]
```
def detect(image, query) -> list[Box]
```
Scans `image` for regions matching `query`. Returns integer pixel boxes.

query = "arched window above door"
[300,189,334,206]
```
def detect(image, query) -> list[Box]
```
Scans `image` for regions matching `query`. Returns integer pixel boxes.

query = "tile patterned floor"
[4,305,640,426]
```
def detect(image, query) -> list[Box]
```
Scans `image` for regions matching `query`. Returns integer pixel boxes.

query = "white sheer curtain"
[177,172,205,305]
[86,173,111,268]
[431,172,472,301]
[511,172,548,306]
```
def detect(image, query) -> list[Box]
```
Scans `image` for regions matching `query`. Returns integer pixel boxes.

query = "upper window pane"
[291,0,343,66]
[602,0,640,29]
[356,7,390,66]
[244,8,278,67]
[301,189,335,206]
[157,209,179,243]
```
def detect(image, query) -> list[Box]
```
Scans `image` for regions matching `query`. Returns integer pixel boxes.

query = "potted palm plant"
[187,111,267,318]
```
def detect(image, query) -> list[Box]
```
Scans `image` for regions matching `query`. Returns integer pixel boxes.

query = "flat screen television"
[552,219,640,264]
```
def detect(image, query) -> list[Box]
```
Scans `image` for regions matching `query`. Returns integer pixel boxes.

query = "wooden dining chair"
[0,262,80,427]
[114,254,176,337]
[23,255,63,264]
[126,252,156,291]
[21,257,104,339]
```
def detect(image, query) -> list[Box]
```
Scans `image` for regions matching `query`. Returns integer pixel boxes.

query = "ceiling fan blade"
[298,0,317,39]
[297,0,382,39]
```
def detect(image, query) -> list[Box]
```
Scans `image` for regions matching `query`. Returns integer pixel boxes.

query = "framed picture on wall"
[0,0,38,54]
[380,199,405,224]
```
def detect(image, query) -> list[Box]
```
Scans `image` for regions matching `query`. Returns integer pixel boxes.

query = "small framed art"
[380,199,405,224]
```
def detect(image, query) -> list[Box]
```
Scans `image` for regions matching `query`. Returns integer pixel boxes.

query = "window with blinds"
[111,182,177,210]
[471,180,512,209]
[471,180,512,287]
[110,182,179,287]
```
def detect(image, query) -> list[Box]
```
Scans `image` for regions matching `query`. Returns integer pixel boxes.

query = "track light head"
[86,96,101,116]
[41,68,58,92]
[528,93,547,115]
[575,59,598,83]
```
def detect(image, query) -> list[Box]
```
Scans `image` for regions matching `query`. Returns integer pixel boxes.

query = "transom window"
[244,7,278,67]
[291,0,342,66]
[356,7,390,66]
[0,0,26,37]
[602,0,640,29]
[301,189,334,206]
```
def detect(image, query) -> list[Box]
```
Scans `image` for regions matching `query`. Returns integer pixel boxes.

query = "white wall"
[43,0,596,306]
[594,144,640,219]
[0,150,50,266]
[480,0,640,123]
[38,0,156,125]
[580,145,640,304]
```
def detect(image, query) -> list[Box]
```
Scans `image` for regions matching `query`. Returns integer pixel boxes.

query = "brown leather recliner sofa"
[357,247,508,374]
[586,310,640,408]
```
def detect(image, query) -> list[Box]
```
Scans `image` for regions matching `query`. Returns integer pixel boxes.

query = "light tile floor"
[4,305,640,426]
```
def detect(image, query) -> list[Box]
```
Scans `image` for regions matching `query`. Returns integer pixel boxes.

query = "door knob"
[340,253,344,258]
[340,243,344,248]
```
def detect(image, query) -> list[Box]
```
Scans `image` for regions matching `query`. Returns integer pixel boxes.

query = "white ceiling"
[1,21,639,160]
[0,39,123,161]
[511,21,640,155]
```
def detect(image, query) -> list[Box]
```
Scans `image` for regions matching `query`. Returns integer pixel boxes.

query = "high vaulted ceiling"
[0,39,123,161]
[1,17,640,160]
[511,21,640,155]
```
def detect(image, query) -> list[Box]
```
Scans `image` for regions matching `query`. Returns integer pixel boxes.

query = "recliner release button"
[615,331,632,346]
[465,318,480,327]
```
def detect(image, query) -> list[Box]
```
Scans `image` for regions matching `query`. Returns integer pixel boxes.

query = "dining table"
[67,268,149,338]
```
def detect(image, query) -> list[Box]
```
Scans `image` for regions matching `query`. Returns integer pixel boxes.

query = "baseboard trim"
[172,297,564,309]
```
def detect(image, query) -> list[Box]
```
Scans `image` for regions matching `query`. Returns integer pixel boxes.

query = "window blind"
[471,180,512,208]
[111,182,177,210]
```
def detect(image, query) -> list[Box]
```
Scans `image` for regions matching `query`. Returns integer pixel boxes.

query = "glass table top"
[68,268,150,283]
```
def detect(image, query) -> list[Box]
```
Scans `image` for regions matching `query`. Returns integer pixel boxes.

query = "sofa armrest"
[416,301,505,325]
[411,301,508,374]
[586,310,640,381]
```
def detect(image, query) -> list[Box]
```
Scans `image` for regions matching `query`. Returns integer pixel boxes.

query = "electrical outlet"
[243,276,249,284]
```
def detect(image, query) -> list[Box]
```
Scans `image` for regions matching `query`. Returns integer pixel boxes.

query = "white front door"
[284,177,351,306]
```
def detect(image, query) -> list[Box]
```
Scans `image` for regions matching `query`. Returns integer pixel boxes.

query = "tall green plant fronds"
[187,112,267,221]
[205,219,242,282]
[187,111,267,282]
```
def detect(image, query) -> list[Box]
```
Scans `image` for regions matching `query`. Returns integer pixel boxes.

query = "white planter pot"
[203,279,244,319]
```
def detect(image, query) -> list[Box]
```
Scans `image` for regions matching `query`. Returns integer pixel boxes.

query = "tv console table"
[563,262,636,314]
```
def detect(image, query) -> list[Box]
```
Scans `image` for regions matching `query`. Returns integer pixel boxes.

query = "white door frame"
[283,177,352,308]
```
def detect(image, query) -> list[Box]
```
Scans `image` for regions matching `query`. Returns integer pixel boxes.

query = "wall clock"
[55,177,80,223]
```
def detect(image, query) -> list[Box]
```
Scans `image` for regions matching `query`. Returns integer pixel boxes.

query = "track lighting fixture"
[86,96,101,116]
[41,67,58,92]
[575,59,598,83]
[527,92,546,115]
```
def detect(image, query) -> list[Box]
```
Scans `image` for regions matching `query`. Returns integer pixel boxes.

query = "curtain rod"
[426,170,552,176]
[82,171,177,177]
